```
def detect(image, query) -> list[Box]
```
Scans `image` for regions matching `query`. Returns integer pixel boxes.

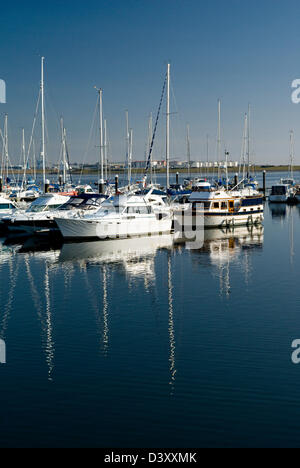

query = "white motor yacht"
[0,196,18,230]
[55,191,173,240]
[2,193,70,234]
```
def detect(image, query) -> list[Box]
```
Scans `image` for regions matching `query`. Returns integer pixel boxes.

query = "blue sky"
[1,0,300,165]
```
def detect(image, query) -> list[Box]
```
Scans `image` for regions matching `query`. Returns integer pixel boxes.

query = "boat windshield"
[27,203,63,213]
[0,203,14,210]
[97,204,121,215]
[59,198,85,210]
[271,186,287,195]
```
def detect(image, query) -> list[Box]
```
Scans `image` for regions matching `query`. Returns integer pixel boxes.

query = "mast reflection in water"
[0,223,270,447]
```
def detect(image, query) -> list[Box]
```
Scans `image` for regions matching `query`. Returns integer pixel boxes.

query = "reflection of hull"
[269,203,287,219]
[59,234,174,263]
[185,225,264,252]
[55,216,173,240]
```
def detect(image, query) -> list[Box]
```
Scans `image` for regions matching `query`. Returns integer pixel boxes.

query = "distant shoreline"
[5,165,298,176]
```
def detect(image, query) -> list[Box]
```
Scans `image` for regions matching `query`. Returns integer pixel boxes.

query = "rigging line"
[0,128,17,185]
[170,78,183,162]
[144,72,167,177]
[21,90,41,188]
[79,95,99,184]
[65,138,73,184]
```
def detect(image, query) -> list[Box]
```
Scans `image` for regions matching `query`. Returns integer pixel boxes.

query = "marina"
[3,0,300,450]
[0,199,299,447]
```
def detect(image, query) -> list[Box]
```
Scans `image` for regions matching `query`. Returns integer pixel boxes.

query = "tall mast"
[95,87,104,191]
[4,114,9,182]
[166,63,170,189]
[99,89,104,183]
[22,128,26,170]
[247,103,251,178]
[60,117,67,185]
[148,113,153,183]
[129,128,133,185]
[22,128,26,187]
[186,124,191,179]
[217,99,221,180]
[41,57,46,190]
[242,113,248,181]
[225,150,229,190]
[104,119,108,180]
[32,139,36,181]
[290,130,294,180]
[206,134,209,178]
[125,110,130,185]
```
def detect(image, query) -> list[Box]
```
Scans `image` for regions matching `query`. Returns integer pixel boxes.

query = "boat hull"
[3,219,57,234]
[269,195,289,203]
[174,209,264,229]
[55,216,173,240]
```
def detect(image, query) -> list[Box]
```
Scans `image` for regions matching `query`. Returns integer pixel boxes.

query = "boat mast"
[217,99,221,181]
[33,139,36,181]
[22,128,26,187]
[166,63,170,190]
[4,114,9,183]
[290,130,294,180]
[148,113,153,183]
[242,113,248,181]
[225,150,229,190]
[247,103,251,178]
[125,110,131,186]
[41,57,46,191]
[129,128,133,185]
[206,134,209,178]
[104,119,108,180]
[186,124,191,179]
[95,87,104,192]
[60,117,67,185]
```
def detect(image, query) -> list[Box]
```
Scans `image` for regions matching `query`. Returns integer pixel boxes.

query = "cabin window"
[126,207,136,214]
[0,203,11,210]
[221,202,227,210]
[127,206,149,215]
[49,204,65,211]
[192,202,210,210]
[213,202,219,209]
[138,206,150,215]
[229,201,234,209]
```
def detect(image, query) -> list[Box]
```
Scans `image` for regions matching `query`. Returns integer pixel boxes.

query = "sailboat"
[269,131,296,203]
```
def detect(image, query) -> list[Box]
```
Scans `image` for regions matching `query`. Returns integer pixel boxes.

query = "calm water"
[1,172,300,447]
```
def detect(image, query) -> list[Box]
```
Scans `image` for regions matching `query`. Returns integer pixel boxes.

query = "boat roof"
[30,193,69,205]
[0,196,13,204]
[67,193,107,201]
[189,190,234,201]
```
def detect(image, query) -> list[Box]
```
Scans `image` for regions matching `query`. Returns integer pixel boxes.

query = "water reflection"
[0,227,265,384]
[269,202,287,220]
[187,226,264,297]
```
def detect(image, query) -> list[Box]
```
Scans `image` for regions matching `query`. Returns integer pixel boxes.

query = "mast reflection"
[186,225,264,296]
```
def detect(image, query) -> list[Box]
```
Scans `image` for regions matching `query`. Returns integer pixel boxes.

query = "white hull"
[203,212,264,228]
[174,209,263,230]
[55,216,173,240]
